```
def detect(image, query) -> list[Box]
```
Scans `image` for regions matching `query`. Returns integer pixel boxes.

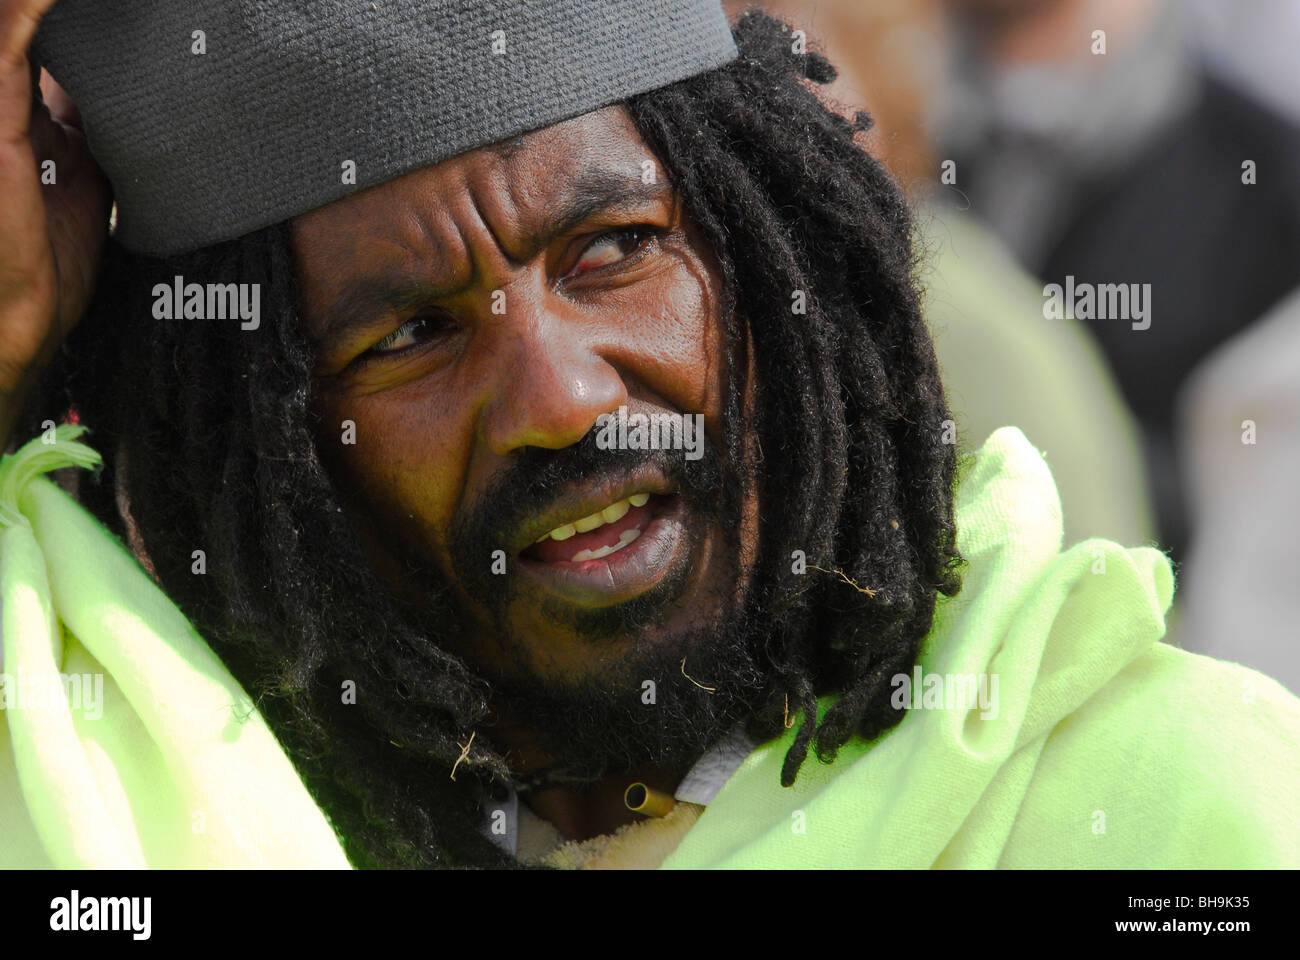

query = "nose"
[479,294,628,457]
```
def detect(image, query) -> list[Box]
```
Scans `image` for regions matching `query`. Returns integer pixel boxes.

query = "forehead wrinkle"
[497,144,558,228]
[312,218,470,344]
[500,158,677,269]
[461,162,522,273]
[387,184,478,296]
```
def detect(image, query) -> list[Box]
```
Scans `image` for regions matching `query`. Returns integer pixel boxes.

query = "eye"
[366,314,450,357]
[567,226,657,278]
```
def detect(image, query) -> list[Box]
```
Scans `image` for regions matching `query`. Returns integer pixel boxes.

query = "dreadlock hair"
[31,10,963,868]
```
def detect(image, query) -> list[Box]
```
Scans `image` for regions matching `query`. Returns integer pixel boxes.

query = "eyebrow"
[314,165,674,345]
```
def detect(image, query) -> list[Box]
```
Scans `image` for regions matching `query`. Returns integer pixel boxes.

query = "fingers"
[0,0,60,285]
[39,68,77,126]
[0,0,59,141]
[0,0,60,70]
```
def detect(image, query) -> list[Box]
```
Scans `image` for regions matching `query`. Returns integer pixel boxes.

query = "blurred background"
[725,0,1300,692]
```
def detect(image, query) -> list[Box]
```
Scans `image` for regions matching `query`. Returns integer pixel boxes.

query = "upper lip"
[511,466,677,555]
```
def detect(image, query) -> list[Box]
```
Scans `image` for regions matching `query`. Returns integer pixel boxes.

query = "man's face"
[291,107,758,735]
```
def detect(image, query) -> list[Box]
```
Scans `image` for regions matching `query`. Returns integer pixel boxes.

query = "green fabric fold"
[661,426,1300,869]
[0,426,351,868]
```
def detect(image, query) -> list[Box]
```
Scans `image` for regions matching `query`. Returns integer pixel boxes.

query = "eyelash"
[565,225,660,279]
[360,225,660,361]
[367,314,450,357]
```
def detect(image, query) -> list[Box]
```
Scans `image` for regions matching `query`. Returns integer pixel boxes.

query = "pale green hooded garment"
[3,425,1296,868]
[662,424,1300,869]
[0,427,350,868]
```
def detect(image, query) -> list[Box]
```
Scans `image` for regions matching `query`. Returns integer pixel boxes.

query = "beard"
[477,594,771,788]
[402,422,775,789]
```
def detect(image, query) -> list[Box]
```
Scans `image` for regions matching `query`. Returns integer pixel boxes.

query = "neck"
[485,697,699,843]
[523,761,693,842]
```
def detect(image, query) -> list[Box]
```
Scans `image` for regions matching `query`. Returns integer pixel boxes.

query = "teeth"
[570,527,641,563]
[534,492,652,544]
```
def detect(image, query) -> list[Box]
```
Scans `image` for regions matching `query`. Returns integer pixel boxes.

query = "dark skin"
[291,106,759,842]
[0,0,751,844]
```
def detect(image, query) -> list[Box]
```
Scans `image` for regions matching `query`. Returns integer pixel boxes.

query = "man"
[1,0,1296,869]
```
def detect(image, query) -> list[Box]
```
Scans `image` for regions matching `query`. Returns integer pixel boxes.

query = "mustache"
[449,420,726,598]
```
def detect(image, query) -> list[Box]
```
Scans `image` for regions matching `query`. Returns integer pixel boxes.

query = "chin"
[496,567,729,687]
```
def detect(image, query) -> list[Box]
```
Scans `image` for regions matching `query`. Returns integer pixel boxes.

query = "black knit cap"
[32,0,738,256]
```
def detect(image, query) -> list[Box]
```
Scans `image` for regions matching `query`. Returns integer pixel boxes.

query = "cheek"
[626,262,727,422]
[312,387,469,573]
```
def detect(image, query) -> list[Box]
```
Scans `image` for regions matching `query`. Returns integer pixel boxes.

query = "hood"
[663,424,1187,868]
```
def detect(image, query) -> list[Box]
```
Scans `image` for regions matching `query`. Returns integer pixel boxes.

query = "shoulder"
[1002,642,1300,868]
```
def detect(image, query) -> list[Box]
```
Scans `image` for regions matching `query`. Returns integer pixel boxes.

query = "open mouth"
[521,492,665,564]
[514,492,694,607]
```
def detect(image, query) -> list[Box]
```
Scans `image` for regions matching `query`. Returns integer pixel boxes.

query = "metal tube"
[624,782,677,818]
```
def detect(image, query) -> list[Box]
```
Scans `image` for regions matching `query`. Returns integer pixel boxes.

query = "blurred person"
[1193,0,1300,127]
[731,0,1155,547]
[2,0,1298,873]
[920,210,1154,548]
[725,0,948,193]
[934,0,1300,566]
[1173,285,1300,695]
